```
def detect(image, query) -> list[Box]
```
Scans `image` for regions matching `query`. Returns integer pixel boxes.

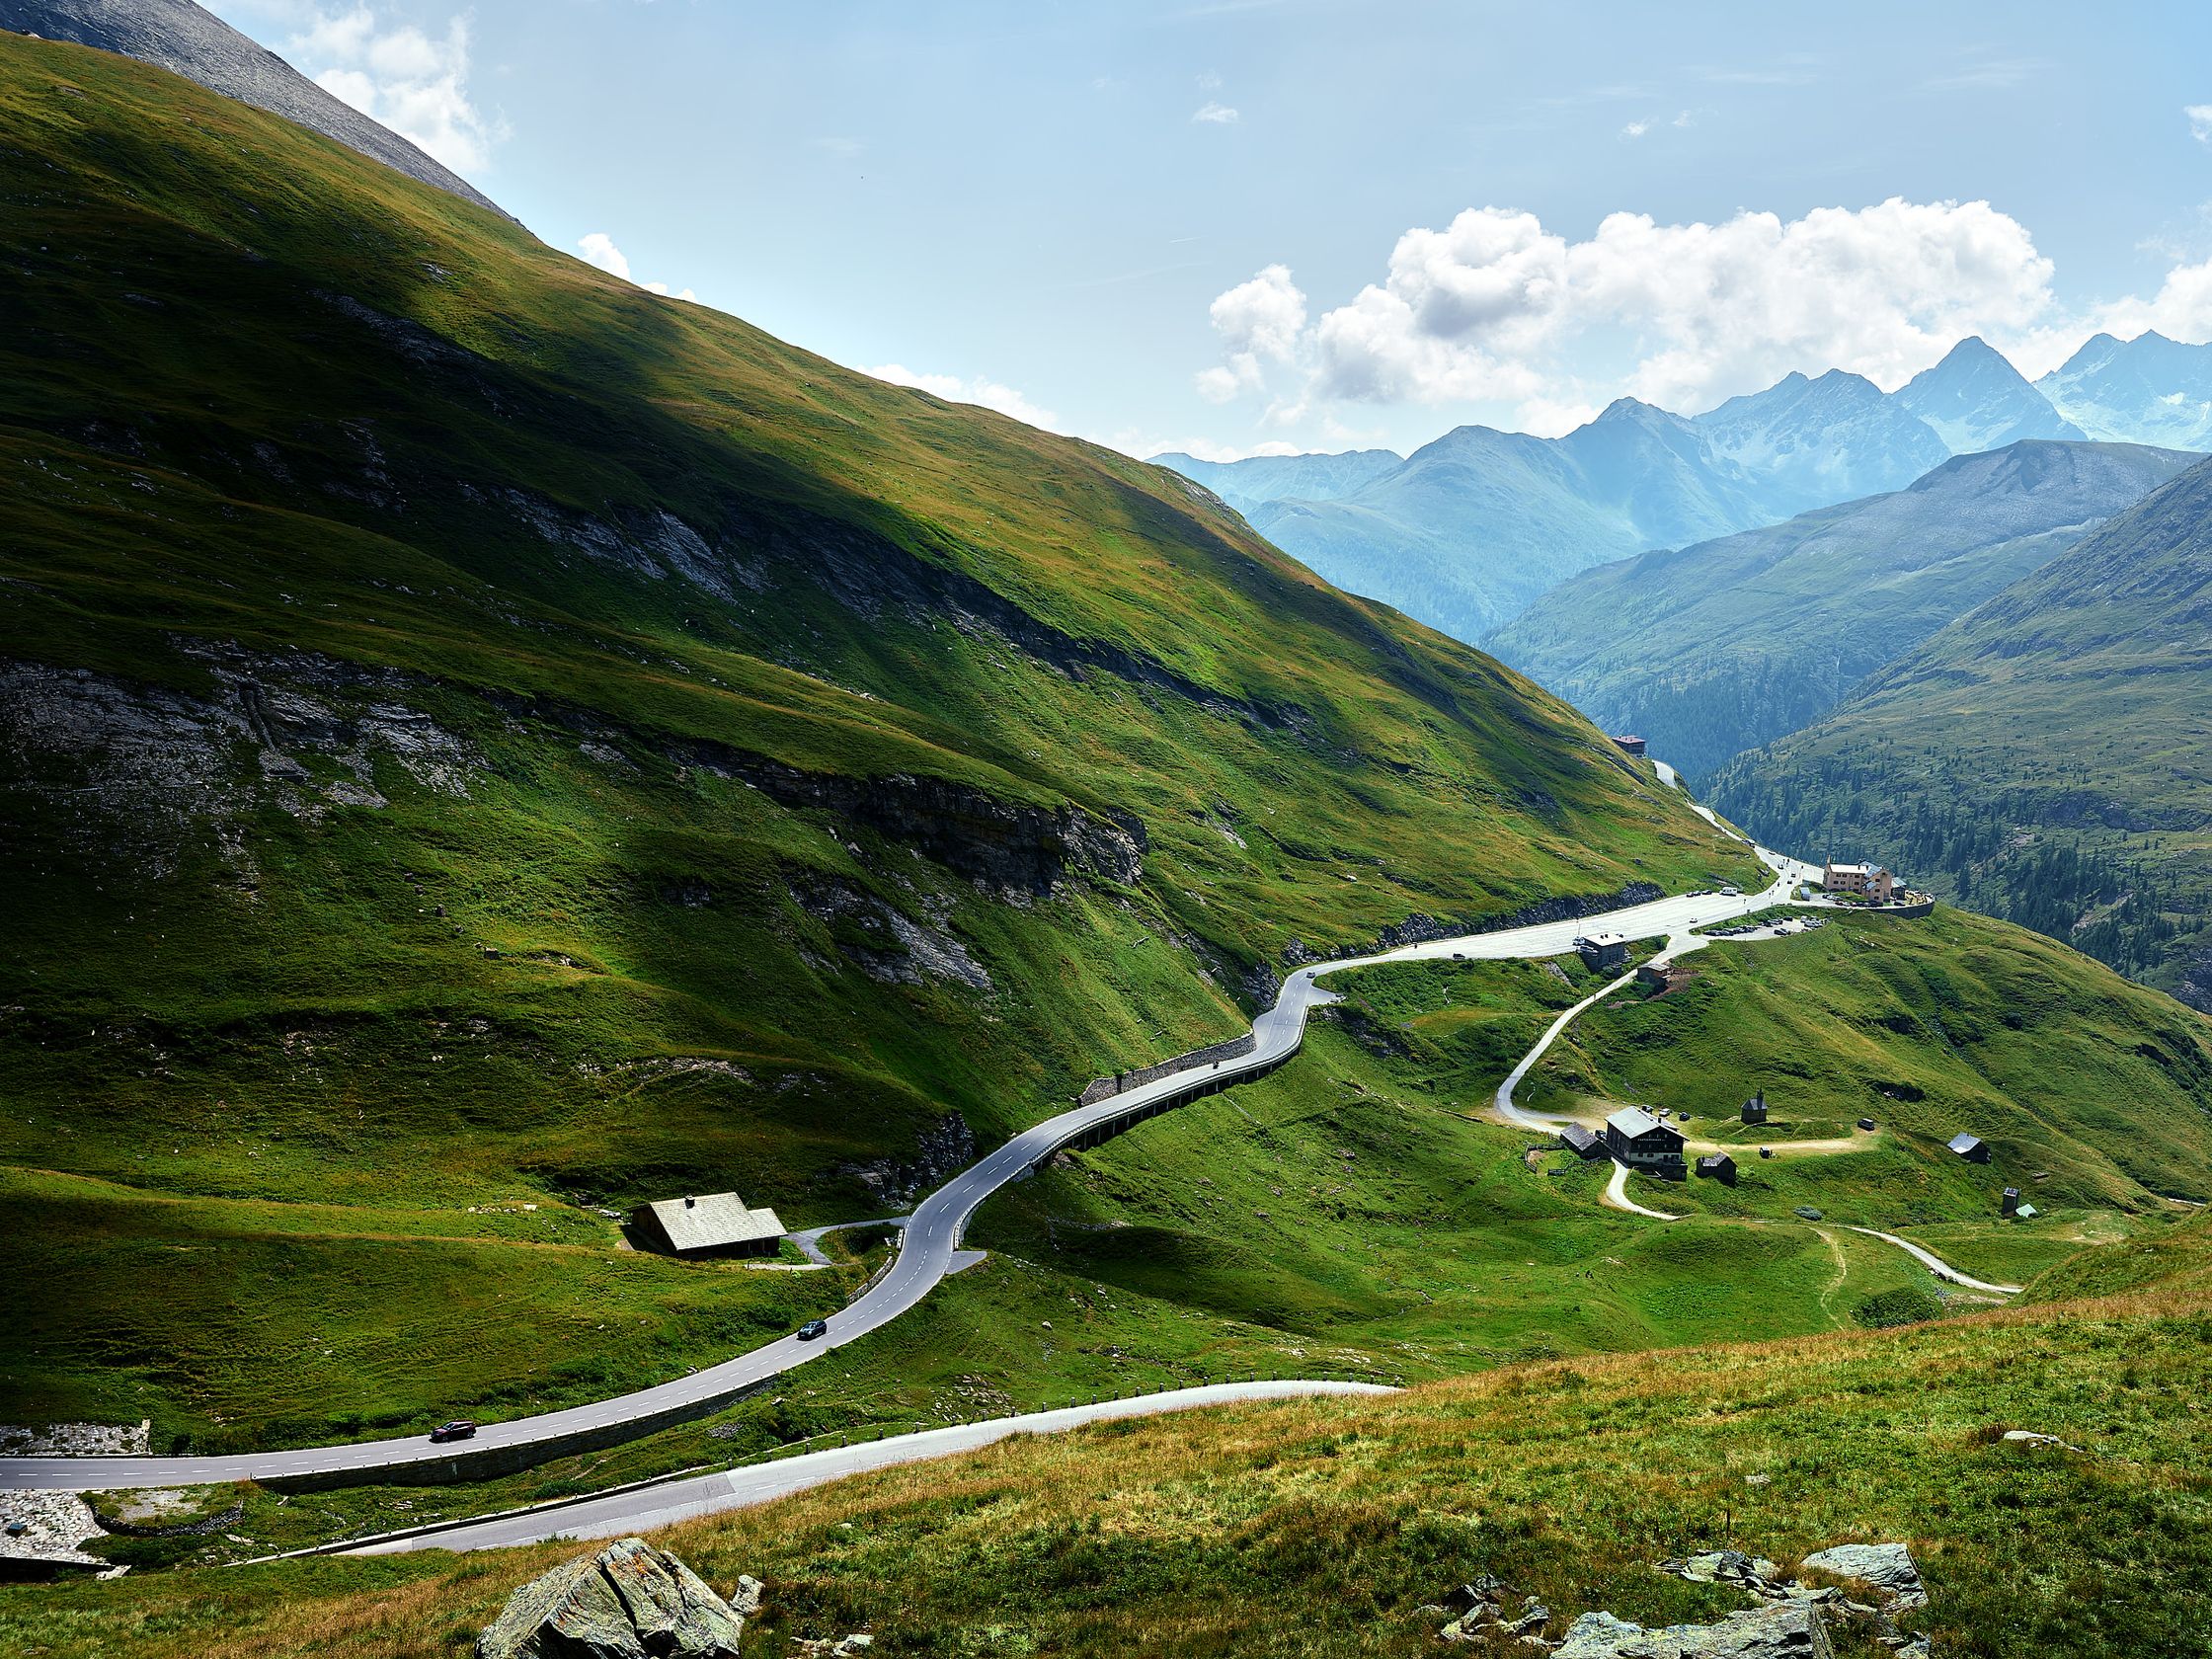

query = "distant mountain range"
[1229,399,1786,641]
[1157,331,2212,640]
[1709,453,2212,1011]
[2037,330,2212,450]
[1486,439,2196,781]
[1151,449,1400,516]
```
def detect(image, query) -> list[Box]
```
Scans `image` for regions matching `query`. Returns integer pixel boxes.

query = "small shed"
[1612,734,1647,757]
[1577,931,1630,971]
[1742,1091,1768,1125]
[1558,1123,1605,1160]
[2001,1187,2021,1218]
[635,1192,786,1257]
[1696,1152,1737,1185]
[1603,1105,1686,1177]
[1947,1132,1990,1164]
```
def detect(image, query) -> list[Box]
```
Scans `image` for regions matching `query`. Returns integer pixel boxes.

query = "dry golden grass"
[8,1269,2209,1658]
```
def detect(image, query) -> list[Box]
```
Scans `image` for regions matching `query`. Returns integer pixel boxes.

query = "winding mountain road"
[1848,1227,2024,1295]
[0,823,1811,1492]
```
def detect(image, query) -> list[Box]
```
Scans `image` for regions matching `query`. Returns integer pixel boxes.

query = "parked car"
[430,1420,477,1443]
[797,1318,830,1341]
[1856,1117,1877,1132]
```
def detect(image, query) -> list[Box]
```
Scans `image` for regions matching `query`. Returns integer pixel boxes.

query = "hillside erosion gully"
[1,790,1822,1495]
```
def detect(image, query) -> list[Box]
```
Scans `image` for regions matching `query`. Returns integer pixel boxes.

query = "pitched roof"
[1606,1105,1666,1140]
[1559,1124,1601,1152]
[1697,1153,1734,1171]
[1947,1132,1984,1154]
[644,1192,785,1252]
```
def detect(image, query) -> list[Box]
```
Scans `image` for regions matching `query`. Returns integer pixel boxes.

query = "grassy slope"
[38,905,2196,1561]
[1708,457,2212,1008]
[1486,441,2192,782]
[0,39,1758,1445]
[1517,908,2212,1223]
[9,1224,2210,1657]
[955,908,2210,1396]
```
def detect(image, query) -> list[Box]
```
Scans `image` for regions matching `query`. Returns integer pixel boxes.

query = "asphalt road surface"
[0,785,1820,1494]
[349,1382,1393,1553]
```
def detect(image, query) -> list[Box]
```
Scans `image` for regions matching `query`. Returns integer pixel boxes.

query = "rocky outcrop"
[835,1111,978,1207]
[0,651,479,875]
[651,721,1146,899]
[1552,1600,1831,1659]
[1428,1540,1930,1659]
[1437,1574,1550,1645]
[1799,1541,1929,1612]
[1657,1549,1782,1592]
[0,1419,150,1457]
[475,1537,746,1659]
[801,882,993,991]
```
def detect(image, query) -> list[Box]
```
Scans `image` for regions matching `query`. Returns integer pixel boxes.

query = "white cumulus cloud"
[2090,255,2212,348]
[1196,263,1306,402]
[288,6,508,177]
[865,364,1061,432]
[1206,197,2072,423]
[1192,102,1240,124]
[2188,104,2212,145]
[575,234,696,302]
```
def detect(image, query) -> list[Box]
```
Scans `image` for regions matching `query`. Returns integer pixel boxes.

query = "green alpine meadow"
[4,6,2212,1657]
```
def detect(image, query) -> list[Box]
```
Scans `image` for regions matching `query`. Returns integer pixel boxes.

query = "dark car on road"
[797,1318,830,1341]
[430,1420,478,1443]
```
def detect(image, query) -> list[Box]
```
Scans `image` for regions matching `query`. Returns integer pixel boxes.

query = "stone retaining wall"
[1076,1032,1256,1105]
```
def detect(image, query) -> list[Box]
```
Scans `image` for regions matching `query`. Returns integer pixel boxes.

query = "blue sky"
[208,1,2212,459]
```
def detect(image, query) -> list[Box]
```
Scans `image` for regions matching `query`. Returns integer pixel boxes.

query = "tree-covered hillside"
[1710,456,2212,1009]
[1488,440,2192,781]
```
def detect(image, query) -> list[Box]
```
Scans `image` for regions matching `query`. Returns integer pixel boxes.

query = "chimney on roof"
[684,1196,696,1208]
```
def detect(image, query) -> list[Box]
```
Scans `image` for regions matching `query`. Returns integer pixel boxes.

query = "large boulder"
[1799,1541,1928,1611]
[476,1537,748,1659]
[1553,1599,1834,1658]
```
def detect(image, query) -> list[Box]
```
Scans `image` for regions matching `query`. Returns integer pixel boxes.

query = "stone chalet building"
[1603,1105,1686,1179]
[1576,931,1630,971]
[1823,861,1897,901]
[634,1191,786,1257]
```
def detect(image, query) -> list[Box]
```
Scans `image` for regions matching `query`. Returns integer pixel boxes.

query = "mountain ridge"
[1709,453,2212,1007]
[0,0,510,215]
[1163,334,2204,647]
[1896,335,2088,451]
[1485,438,2197,780]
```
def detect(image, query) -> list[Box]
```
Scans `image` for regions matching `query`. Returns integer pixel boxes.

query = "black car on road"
[430,1419,478,1443]
[797,1319,830,1341]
